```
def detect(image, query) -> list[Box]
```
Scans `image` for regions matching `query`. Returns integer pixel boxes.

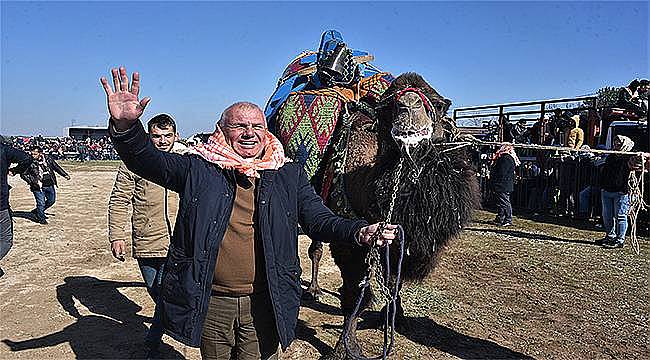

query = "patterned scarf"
[493,144,521,166]
[190,128,289,178]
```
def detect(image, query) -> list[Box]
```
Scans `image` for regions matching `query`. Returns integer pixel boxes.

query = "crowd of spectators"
[502,108,585,148]
[4,135,119,161]
[513,149,606,219]
[0,132,209,162]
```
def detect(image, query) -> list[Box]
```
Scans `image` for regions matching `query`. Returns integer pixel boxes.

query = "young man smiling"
[108,114,181,357]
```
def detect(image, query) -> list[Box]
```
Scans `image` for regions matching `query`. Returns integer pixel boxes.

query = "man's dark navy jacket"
[1,143,32,211]
[110,121,367,349]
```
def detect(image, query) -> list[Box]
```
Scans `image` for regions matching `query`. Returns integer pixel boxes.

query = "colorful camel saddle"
[266,30,394,192]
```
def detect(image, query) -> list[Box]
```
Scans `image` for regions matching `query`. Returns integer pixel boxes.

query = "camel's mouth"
[391,125,432,147]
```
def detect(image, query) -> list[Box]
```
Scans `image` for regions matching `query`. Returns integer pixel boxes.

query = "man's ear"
[174,133,180,142]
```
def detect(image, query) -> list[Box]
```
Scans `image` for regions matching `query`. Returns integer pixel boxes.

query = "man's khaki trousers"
[201,292,279,360]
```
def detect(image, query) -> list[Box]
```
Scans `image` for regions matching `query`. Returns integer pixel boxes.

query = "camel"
[269,70,480,358]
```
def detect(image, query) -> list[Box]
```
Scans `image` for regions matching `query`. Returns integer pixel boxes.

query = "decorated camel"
[266,31,479,359]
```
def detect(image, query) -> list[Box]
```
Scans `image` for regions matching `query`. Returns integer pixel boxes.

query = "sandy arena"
[0,161,647,359]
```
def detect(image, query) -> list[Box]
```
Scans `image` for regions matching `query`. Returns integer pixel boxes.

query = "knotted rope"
[628,158,648,254]
[343,158,405,360]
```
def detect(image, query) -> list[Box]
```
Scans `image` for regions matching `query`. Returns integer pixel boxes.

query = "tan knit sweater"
[212,175,266,295]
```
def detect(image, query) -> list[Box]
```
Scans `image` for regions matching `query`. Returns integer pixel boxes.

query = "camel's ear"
[442,99,452,115]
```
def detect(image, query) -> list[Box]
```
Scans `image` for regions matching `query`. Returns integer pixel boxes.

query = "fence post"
[498,106,505,142]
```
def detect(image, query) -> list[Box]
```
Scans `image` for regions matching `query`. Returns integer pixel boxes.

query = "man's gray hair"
[218,102,264,126]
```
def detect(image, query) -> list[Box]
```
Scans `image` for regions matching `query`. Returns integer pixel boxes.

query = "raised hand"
[100,67,151,131]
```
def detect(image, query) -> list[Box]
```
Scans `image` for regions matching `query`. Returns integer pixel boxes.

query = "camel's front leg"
[304,240,324,300]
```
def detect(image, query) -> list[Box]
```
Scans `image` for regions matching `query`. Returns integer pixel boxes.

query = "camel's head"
[379,73,451,151]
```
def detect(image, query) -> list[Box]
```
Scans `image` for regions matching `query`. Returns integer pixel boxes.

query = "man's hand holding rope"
[357,223,398,247]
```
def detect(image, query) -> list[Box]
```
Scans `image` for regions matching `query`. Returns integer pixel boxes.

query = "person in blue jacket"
[100,67,396,359]
[0,141,33,278]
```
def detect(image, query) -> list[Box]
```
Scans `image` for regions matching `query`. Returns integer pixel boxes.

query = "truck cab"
[603,120,649,152]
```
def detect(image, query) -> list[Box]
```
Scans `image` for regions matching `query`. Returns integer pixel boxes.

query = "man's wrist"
[355,229,363,246]
[110,118,136,133]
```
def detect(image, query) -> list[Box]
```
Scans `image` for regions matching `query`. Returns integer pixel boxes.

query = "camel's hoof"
[379,305,407,332]
[302,286,324,301]
[319,350,344,360]
[320,339,362,360]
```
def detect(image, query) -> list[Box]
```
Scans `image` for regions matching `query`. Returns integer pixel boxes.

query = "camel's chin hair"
[390,125,432,147]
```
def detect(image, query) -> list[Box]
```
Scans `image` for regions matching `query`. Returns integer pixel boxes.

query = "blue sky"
[1,1,647,136]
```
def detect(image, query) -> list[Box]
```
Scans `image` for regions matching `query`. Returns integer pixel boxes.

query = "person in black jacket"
[490,144,520,226]
[100,66,397,359]
[598,135,636,248]
[21,145,70,224]
[616,79,644,117]
[0,142,33,278]
[530,116,552,145]
[510,119,530,144]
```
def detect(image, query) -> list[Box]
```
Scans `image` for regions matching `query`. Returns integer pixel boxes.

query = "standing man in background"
[0,141,33,278]
[490,144,520,227]
[108,114,181,357]
[21,146,70,225]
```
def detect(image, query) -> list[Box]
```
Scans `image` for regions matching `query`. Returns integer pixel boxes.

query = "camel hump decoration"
[267,30,480,359]
[265,29,393,183]
[265,30,395,301]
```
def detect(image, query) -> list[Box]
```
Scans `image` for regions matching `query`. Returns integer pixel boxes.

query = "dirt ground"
[0,161,648,360]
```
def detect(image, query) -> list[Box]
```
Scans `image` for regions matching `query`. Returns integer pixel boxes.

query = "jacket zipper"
[192,171,235,329]
[256,171,284,344]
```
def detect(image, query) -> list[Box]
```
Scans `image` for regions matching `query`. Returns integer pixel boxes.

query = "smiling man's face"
[220,106,268,159]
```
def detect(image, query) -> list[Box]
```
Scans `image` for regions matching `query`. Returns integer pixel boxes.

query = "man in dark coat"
[530,116,552,145]
[490,145,520,226]
[510,119,530,144]
[0,142,33,278]
[100,67,396,359]
[21,145,70,224]
[616,79,644,117]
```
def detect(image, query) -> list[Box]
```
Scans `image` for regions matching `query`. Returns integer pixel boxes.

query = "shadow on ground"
[393,316,535,359]
[467,225,599,246]
[2,276,183,359]
[351,313,534,359]
[10,210,41,223]
[311,303,532,359]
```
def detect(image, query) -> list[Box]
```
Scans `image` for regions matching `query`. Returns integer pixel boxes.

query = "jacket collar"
[223,168,277,192]
[258,169,278,192]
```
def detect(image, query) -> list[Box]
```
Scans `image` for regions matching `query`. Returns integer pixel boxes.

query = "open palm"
[100,67,151,130]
